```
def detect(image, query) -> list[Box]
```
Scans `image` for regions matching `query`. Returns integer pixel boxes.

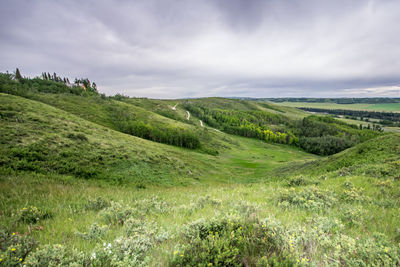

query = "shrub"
[76,223,108,240]
[85,197,110,211]
[286,175,319,187]
[197,195,222,209]
[341,183,365,202]
[90,236,153,266]
[24,244,87,266]
[172,216,296,266]
[340,207,366,227]
[278,187,337,211]
[0,231,37,266]
[15,206,52,224]
[230,200,260,217]
[101,202,137,225]
[66,133,88,142]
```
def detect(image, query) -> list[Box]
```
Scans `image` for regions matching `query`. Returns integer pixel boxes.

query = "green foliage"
[286,175,319,187]
[278,187,337,211]
[75,223,108,240]
[117,120,201,149]
[298,135,355,155]
[0,231,37,266]
[66,133,88,142]
[24,244,87,266]
[84,197,110,211]
[0,73,94,97]
[341,182,365,202]
[15,206,52,225]
[183,102,379,155]
[172,216,296,266]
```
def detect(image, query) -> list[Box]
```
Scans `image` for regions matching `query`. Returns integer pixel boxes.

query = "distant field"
[275,101,400,112]
[336,116,400,133]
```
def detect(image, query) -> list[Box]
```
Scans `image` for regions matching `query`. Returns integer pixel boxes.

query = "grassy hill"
[1,73,400,266]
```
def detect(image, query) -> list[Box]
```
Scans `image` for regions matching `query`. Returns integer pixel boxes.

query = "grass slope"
[1,92,400,266]
[279,133,400,178]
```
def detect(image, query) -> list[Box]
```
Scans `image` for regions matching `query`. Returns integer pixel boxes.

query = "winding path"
[171,103,178,110]
[186,111,190,120]
[200,120,203,127]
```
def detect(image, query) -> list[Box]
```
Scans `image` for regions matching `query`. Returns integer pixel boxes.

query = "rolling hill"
[0,73,399,266]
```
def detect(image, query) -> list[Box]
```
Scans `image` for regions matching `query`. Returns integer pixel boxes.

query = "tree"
[15,68,22,80]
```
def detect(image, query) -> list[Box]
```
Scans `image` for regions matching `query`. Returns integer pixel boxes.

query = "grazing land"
[275,101,400,112]
[1,74,400,266]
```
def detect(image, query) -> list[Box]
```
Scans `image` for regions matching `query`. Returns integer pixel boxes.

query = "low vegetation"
[1,71,399,266]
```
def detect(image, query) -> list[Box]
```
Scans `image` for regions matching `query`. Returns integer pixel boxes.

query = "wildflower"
[11,248,16,252]
[19,258,22,262]
[174,251,178,255]
[180,254,184,257]
[12,232,15,235]
[208,263,213,266]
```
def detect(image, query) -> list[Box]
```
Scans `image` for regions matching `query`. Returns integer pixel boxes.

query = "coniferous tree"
[15,68,22,80]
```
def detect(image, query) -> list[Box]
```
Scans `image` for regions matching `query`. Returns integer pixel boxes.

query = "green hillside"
[1,73,400,266]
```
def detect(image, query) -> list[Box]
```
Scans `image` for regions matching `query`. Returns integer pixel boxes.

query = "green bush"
[85,197,110,211]
[66,133,88,142]
[286,175,319,187]
[15,206,52,224]
[278,187,337,211]
[24,244,87,267]
[0,231,37,266]
[75,223,108,240]
[171,216,296,266]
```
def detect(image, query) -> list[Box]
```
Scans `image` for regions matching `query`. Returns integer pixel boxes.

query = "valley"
[0,74,400,266]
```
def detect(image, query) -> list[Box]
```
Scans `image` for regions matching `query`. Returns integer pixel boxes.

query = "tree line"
[298,107,400,122]
[183,102,381,155]
[1,70,202,150]
[267,98,400,104]
[0,68,98,97]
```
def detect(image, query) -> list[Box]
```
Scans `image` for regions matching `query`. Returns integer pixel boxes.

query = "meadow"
[1,75,400,266]
[275,101,400,113]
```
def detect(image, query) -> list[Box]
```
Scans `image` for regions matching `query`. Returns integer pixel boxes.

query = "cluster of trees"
[183,104,297,145]
[298,135,355,155]
[184,102,381,155]
[117,120,201,149]
[298,107,400,123]
[0,69,98,96]
[268,98,400,104]
[294,116,380,155]
[41,72,70,84]
[379,120,400,127]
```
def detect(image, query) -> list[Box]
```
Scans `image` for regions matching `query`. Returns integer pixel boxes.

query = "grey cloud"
[1,0,399,98]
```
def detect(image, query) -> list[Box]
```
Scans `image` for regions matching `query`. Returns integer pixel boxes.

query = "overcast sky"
[1,0,399,98]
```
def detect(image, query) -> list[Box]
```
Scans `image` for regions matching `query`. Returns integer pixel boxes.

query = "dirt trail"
[171,103,178,110]
[200,120,203,127]
[186,111,190,120]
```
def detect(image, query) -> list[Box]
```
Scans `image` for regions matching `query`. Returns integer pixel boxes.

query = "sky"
[1,0,400,98]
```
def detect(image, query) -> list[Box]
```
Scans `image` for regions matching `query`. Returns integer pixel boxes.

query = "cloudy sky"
[1,0,399,98]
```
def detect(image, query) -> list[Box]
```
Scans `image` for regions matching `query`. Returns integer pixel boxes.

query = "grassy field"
[1,92,400,266]
[276,101,400,112]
